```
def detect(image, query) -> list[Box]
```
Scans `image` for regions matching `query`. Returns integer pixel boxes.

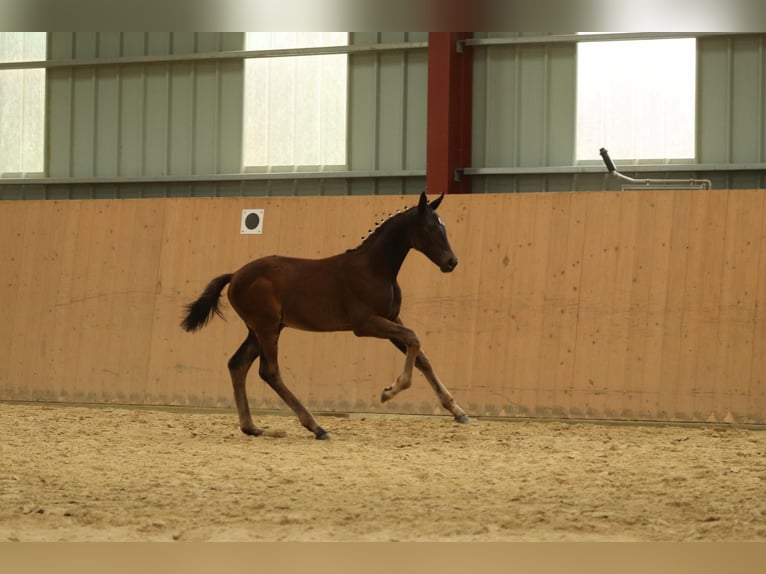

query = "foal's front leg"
[352,315,469,422]
[352,315,420,400]
[388,322,470,423]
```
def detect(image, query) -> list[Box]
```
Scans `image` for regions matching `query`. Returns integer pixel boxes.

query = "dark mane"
[346,204,414,252]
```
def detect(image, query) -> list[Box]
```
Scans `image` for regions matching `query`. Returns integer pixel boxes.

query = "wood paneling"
[2,191,766,424]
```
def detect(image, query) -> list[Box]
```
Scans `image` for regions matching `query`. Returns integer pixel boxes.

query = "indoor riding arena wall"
[1,190,765,425]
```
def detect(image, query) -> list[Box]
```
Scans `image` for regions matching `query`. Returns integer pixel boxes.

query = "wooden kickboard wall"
[1,190,765,424]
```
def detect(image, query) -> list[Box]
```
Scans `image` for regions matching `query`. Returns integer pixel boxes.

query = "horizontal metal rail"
[460,162,766,176]
[0,41,428,71]
[459,32,736,51]
[2,34,747,70]
[0,169,427,186]
[5,162,765,187]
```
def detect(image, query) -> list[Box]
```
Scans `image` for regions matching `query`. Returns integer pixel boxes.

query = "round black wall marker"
[240,208,264,234]
[244,212,261,231]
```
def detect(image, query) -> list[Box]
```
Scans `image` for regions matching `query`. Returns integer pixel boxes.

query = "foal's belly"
[281,307,352,333]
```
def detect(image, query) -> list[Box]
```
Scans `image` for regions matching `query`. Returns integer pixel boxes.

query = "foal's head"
[410,191,458,273]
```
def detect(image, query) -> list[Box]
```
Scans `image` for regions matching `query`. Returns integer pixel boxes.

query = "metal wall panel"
[46,32,244,180]
[347,32,428,195]
[472,33,766,192]
[698,36,766,164]
[36,32,428,198]
[472,33,577,171]
[471,33,579,193]
[7,33,766,199]
[695,35,766,189]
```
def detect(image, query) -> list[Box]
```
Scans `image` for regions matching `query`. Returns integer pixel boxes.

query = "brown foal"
[181,191,469,439]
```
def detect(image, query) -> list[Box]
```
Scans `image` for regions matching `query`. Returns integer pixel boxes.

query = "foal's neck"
[360,215,412,279]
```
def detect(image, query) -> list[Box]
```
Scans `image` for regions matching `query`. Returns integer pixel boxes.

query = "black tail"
[180,273,234,332]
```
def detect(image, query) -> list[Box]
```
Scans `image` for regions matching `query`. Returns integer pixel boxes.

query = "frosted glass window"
[0,33,46,176]
[576,38,696,161]
[243,32,348,170]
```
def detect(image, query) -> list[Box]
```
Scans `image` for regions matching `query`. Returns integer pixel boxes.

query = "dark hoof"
[241,425,264,437]
[455,415,470,424]
[315,431,331,440]
[381,387,393,403]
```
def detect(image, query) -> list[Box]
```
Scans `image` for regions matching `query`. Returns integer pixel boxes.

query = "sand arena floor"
[1,401,765,542]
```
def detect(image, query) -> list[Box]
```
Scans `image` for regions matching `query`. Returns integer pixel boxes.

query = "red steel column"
[426,32,473,194]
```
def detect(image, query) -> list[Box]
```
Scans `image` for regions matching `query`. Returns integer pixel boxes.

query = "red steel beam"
[426,32,473,194]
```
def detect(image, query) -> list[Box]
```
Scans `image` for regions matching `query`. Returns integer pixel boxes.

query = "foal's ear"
[417,191,428,213]
[417,191,444,213]
[429,193,444,211]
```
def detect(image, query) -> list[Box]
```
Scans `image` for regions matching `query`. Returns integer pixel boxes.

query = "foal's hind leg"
[228,330,263,436]
[256,329,330,440]
[388,336,470,423]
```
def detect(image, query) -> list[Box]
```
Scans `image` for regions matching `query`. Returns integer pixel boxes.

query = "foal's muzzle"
[441,257,458,273]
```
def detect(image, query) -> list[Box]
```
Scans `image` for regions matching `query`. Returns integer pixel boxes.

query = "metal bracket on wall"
[599,148,713,190]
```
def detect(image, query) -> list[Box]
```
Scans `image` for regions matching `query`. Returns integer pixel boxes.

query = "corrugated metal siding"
[471,33,577,193]
[697,35,766,188]
[347,32,427,196]
[46,32,244,197]
[472,33,766,192]
[232,32,428,197]
[4,33,766,199]
[36,32,428,199]
[472,33,576,169]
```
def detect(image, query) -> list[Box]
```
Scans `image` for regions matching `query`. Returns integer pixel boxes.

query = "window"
[0,32,46,176]
[576,37,696,162]
[243,32,348,171]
